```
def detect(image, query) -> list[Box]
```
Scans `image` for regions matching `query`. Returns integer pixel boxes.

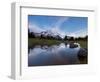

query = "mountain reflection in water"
[28,43,87,66]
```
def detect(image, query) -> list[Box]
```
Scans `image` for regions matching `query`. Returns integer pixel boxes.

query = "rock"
[69,42,79,48]
[42,45,48,49]
[77,48,87,58]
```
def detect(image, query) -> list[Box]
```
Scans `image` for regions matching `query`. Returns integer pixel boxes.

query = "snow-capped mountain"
[31,30,62,39]
[41,30,60,37]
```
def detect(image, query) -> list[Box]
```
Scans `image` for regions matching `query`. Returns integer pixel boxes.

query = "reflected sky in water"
[28,43,86,66]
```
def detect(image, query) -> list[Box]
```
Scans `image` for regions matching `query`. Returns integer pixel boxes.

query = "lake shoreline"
[28,38,87,49]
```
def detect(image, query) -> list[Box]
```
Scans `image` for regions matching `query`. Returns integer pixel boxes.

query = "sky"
[28,15,88,38]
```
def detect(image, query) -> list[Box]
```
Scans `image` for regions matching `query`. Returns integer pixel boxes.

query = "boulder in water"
[77,48,87,58]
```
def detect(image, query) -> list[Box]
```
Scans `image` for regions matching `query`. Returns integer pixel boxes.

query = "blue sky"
[28,15,88,38]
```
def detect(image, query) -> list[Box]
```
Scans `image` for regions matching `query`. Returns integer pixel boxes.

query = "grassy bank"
[28,38,87,48]
[75,40,87,48]
[28,38,62,47]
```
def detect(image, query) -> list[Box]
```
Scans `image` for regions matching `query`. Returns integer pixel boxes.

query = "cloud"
[54,17,69,28]
[28,17,69,38]
[28,22,44,33]
[50,17,69,38]
[68,28,87,37]
[28,17,87,38]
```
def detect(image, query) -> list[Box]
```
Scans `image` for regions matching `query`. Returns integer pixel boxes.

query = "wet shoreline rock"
[77,48,87,58]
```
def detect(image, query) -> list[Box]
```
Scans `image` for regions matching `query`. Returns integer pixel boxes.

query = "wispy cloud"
[50,17,69,38]
[29,17,69,38]
[29,22,44,33]
[28,16,87,38]
[54,17,69,28]
[68,28,87,37]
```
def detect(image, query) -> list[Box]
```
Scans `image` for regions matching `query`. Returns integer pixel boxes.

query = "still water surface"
[28,43,86,66]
